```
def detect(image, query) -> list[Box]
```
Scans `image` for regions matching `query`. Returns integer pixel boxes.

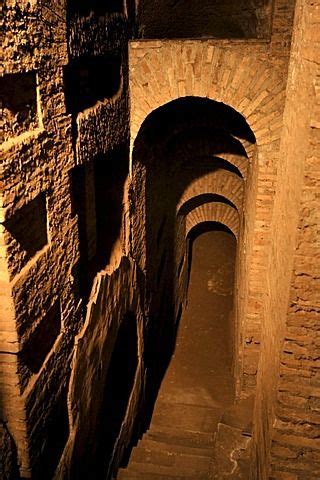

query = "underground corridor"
[112,96,257,479]
[117,225,253,479]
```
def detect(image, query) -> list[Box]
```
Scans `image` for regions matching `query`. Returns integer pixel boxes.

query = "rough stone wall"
[270,0,320,477]
[0,422,20,480]
[54,257,145,479]
[1,1,136,478]
[1,3,71,476]
[252,0,320,478]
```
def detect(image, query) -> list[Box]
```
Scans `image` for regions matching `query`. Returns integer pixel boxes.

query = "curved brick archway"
[131,94,259,398]
[184,202,240,239]
[177,170,244,214]
[129,40,287,394]
[129,42,285,149]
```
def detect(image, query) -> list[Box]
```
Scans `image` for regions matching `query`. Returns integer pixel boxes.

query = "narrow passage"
[155,228,236,423]
[118,228,239,479]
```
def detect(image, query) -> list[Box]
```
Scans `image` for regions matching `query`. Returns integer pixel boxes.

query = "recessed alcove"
[20,300,61,374]
[4,193,48,276]
[69,143,128,304]
[64,55,122,114]
[0,71,38,142]
[69,164,90,302]
[93,144,128,270]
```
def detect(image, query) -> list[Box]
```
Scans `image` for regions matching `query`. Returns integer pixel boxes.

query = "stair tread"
[131,444,212,469]
[139,436,214,457]
[117,469,209,480]
[151,401,222,434]
[220,395,254,434]
[147,425,215,448]
[121,460,210,478]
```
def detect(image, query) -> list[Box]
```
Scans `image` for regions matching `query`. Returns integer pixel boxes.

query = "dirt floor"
[157,229,237,413]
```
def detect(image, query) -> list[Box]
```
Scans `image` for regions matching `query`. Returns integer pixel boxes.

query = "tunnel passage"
[118,223,242,478]
[154,223,237,421]
[131,96,256,433]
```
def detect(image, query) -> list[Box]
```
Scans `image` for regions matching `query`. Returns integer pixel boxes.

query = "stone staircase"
[116,397,253,480]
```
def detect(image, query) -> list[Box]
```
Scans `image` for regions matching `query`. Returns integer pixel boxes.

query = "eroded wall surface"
[253,0,320,478]
[138,0,274,39]
[1,1,136,478]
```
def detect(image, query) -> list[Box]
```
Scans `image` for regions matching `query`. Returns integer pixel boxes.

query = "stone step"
[220,395,254,434]
[211,423,252,479]
[131,444,212,470]
[139,436,214,457]
[150,401,222,434]
[119,458,211,478]
[147,424,215,449]
[117,468,208,480]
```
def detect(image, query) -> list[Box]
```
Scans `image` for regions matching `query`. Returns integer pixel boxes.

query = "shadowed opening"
[95,312,138,479]
[64,55,121,114]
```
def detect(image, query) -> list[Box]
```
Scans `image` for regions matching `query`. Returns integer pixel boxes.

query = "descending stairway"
[116,396,253,480]
[117,232,254,479]
[117,400,220,480]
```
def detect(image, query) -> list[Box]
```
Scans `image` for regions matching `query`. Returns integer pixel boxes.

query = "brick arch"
[180,152,248,179]
[177,170,244,213]
[185,202,240,239]
[166,128,249,178]
[130,67,282,395]
[130,42,285,149]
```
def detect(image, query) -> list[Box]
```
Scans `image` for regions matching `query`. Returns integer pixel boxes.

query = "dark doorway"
[96,312,138,479]
[94,144,128,270]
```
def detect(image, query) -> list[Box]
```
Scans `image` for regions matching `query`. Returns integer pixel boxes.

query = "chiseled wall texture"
[1,1,135,478]
[253,1,320,478]
[54,257,145,479]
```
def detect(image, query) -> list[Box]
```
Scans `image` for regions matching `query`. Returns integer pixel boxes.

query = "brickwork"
[177,170,244,214]
[129,32,290,395]
[270,1,320,477]
[185,202,240,239]
[253,1,320,478]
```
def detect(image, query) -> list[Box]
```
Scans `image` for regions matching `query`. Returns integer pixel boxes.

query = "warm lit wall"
[54,257,145,479]
[1,1,133,478]
[1,1,306,478]
[253,0,320,478]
